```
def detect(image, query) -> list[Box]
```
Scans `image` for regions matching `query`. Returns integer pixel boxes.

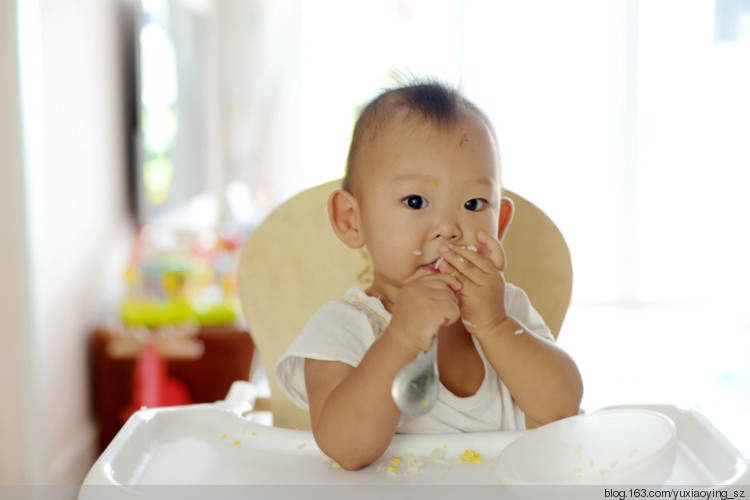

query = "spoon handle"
[391,336,439,417]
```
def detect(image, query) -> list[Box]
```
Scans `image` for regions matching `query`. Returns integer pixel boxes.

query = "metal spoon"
[391,337,439,416]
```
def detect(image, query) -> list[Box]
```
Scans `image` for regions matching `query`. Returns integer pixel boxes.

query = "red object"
[120,344,192,423]
[90,324,254,452]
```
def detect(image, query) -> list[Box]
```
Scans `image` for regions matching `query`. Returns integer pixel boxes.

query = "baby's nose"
[432,219,462,241]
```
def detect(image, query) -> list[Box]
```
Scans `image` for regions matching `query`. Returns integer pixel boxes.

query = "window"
[216,0,750,454]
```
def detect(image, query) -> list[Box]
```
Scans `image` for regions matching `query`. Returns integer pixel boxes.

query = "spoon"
[391,336,439,416]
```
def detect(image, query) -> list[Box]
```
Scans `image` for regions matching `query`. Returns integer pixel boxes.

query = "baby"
[276,79,583,470]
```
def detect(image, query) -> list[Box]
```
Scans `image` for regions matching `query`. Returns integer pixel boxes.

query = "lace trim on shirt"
[342,291,389,334]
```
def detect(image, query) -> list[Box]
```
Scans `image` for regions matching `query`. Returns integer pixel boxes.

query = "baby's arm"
[305,273,461,470]
[439,232,583,424]
[305,332,412,470]
[478,315,583,425]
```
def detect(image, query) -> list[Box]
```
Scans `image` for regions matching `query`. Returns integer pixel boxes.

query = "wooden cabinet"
[89,323,254,451]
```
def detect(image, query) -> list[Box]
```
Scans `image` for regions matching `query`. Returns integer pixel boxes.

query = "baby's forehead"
[354,111,500,185]
[371,108,495,151]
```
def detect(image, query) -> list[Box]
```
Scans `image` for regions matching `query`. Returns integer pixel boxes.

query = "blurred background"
[1,0,748,486]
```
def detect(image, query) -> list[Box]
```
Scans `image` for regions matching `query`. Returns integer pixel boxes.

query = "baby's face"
[353,111,501,303]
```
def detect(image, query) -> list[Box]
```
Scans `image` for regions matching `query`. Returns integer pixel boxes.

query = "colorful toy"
[120,225,244,328]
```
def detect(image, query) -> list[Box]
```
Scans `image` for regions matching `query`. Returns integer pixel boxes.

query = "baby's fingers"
[417,276,461,325]
[424,268,463,292]
[439,242,493,285]
[477,231,505,271]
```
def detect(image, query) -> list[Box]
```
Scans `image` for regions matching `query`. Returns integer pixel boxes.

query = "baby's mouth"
[422,257,444,274]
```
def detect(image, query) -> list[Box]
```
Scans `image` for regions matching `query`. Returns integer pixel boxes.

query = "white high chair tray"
[82,403,747,488]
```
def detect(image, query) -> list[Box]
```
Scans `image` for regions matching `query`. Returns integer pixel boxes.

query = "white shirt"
[275,283,554,433]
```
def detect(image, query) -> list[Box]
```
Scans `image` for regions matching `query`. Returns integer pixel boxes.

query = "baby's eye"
[464,198,487,211]
[402,195,429,210]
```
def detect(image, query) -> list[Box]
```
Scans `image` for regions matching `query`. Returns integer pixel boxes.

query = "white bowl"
[496,409,678,485]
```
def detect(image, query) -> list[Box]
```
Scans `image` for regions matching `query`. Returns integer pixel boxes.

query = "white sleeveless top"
[275,283,554,433]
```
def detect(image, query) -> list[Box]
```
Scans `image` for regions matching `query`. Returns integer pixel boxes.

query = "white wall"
[0,0,35,483]
[1,0,133,484]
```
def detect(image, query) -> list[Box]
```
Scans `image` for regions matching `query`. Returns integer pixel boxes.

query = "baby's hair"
[342,78,497,193]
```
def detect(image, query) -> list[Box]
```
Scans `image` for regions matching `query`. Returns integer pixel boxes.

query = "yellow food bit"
[422,399,430,407]
[386,466,399,473]
[252,432,257,436]
[459,449,483,464]
[220,434,227,439]
[232,440,240,446]
[332,461,340,468]
[391,457,401,465]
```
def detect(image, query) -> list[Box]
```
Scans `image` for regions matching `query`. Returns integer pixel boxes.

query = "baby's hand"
[387,274,462,355]
[437,232,508,341]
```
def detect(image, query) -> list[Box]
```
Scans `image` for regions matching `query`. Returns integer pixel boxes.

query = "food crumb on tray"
[429,447,447,464]
[403,454,425,474]
[459,449,483,464]
[380,453,426,475]
[376,446,486,478]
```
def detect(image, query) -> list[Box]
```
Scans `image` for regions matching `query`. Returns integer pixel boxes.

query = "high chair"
[81,180,748,490]
[237,179,572,430]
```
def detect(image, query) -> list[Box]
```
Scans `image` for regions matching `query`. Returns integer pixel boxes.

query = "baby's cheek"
[373,245,413,277]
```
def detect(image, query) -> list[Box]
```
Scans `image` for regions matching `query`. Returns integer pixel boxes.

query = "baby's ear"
[328,189,365,249]
[497,197,514,241]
